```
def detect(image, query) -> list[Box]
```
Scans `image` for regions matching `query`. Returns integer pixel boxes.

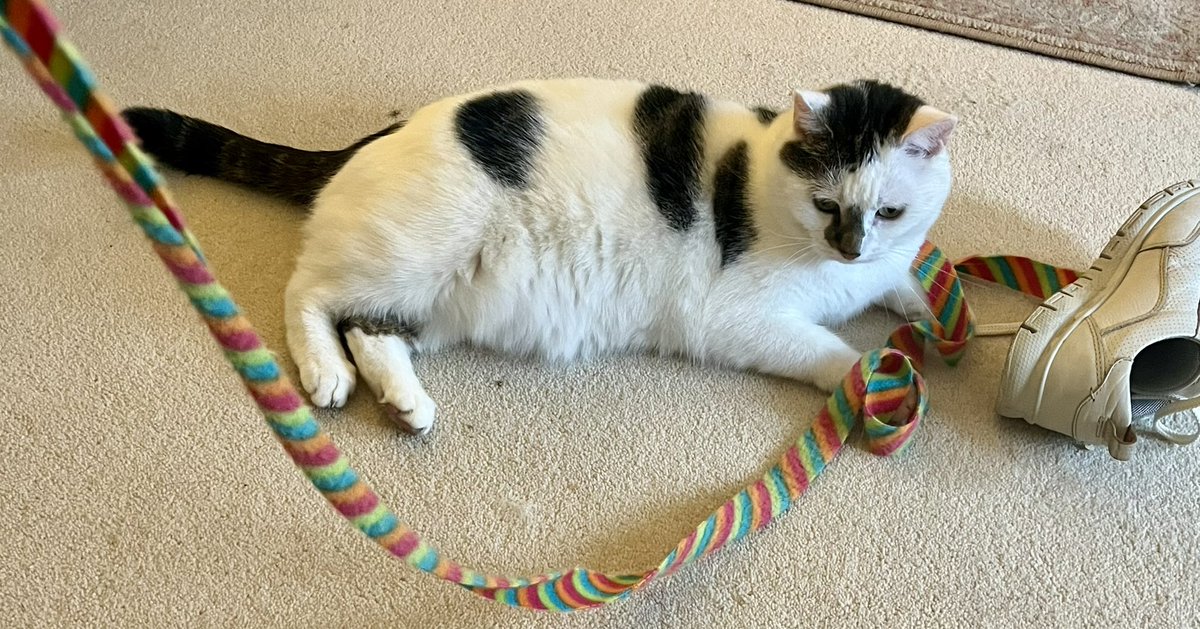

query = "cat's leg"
[703,314,862,392]
[343,327,436,435]
[284,276,356,408]
[879,272,934,322]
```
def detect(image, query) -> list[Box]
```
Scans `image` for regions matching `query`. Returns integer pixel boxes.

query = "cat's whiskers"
[752,232,822,264]
[782,244,820,267]
[900,280,937,322]
[758,225,809,242]
[754,241,810,255]
[753,230,811,248]
[889,284,911,322]
[955,273,1026,292]
[874,245,951,322]
[880,245,965,298]
[921,272,970,301]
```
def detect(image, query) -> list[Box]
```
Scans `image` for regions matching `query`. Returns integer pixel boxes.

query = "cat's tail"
[120,107,403,206]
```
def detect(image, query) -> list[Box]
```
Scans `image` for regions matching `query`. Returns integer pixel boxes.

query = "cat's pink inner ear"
[792,90,828,132]
[902,105,958,157]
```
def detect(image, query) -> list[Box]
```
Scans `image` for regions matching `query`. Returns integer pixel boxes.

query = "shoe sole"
[995,180,1200,440]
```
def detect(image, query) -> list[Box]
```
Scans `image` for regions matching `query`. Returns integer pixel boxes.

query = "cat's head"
[775,80,957,264]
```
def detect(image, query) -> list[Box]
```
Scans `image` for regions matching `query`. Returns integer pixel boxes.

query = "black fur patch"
[712,142,756,265]
[454,90,544,188]
[337,314,417,338]
[633,85,707,231]
[779,80,923,182]
[753,107,778,125]
[121,107,402,206]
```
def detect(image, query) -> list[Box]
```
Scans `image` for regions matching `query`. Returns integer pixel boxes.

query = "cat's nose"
[833,229,864,261]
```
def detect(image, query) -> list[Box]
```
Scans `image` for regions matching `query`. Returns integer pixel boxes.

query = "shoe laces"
[974,322,1022,337]
[1132,396,1200,446]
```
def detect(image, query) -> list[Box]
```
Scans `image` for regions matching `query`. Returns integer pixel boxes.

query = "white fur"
[344,328,436,433]
[283,78,954,432]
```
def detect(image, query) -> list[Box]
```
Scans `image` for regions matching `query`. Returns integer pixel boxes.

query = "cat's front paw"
[812,350,862,392]
[881,277,933,322]
[299,356,357,408]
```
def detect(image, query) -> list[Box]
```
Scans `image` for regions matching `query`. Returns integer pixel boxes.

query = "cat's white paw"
[814,368,850,393]
[381,386,437,435]
[299,356,356,408]
[342,327,435,435]
[812,350,862,392]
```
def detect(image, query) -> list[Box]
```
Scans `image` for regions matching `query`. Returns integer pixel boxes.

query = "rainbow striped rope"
[955,255,1080,301]
[0,0,1076,612]
[889,242,975,371]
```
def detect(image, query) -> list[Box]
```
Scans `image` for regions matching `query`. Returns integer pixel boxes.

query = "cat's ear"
[902,105,958,158]
[792,90,829,132]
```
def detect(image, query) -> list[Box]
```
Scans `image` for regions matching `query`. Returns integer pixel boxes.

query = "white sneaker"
[995,180,1200,460]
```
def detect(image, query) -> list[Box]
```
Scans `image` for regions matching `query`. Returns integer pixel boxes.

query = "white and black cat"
[123,78,958,434]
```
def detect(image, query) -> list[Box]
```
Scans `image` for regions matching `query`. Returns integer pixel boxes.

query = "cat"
[122,77,957,435]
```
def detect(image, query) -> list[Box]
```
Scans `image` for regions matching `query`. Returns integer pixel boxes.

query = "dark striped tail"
[120,107,402,206]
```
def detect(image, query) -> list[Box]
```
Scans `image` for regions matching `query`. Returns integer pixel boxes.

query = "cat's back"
[421,77,652,122]
[365,76,712,253]
[348,76,753,216]
[419,77,653,184]
[397,76,652,146]
[332,76,661,227]
[309,77,657,260]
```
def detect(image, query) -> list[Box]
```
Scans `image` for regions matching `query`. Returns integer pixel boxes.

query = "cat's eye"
[813,198,840,214]
[877,206,905,220]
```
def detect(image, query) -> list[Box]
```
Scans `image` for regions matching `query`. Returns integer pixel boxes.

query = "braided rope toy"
[0,0,1075,612]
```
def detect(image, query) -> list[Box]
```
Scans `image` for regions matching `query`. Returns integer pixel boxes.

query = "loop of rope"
[3,0,1070,611]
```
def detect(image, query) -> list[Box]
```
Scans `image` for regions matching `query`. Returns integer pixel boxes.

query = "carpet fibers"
[1,0,1198,627]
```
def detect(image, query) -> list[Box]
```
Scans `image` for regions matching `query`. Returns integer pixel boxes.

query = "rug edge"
[789,0,1199,85]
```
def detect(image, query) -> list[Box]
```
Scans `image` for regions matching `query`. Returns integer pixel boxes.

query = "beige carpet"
[792,0,1200,84]
[2,0,1199,627]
